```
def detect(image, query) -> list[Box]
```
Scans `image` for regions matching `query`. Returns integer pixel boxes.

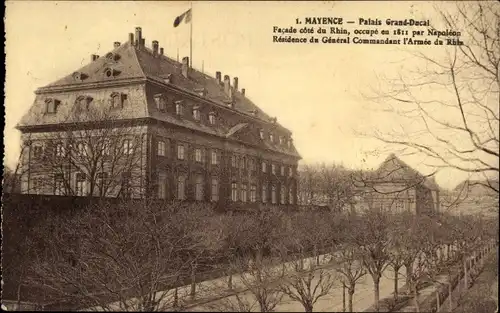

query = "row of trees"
[10,198,497,312]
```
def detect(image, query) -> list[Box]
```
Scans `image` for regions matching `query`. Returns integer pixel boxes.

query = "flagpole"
[190,1,193,68]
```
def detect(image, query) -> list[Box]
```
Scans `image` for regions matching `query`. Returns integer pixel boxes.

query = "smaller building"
[352,154,440,215]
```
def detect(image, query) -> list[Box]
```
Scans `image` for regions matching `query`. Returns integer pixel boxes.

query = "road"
[186,257,406,312]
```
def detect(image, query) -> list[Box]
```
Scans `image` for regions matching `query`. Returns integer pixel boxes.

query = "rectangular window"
[32,177,44,194]
[96,172,108,196]
[280,165,285,176]
[158,172,167,199]
[241,183,247,203]
[271,185,277,204]
[231,182,238,202]
[123,139,133,155]
[280,185,286,204]
[54,177,64,196]
[262,161,267,173]
[250,185,257,203]
[195,148,202,163]
[271,164,276,175]
[177,144,185,160]
[248,158,254,171]
[289,187,294,204]
[193,109,200,121]
[158,140,166,156]
[55,143,65,157]
[232,155,237,168]
[103,139,111,156]
[122,172,131,198]
[76,173,87,196]
[177,175,186,200]
[33,145,43,158]
[262,184,267,203]
[211,178,219,202]
[240,156,246,169]
[211,150,218,165]
[209,113,216,125]
[46,101,56,113]
[195,176,204,201]
[176,103,183,116]
[289,166,293,177]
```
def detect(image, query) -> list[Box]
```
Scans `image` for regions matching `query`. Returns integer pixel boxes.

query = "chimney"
[182,57,189,78]
[241,88,246,96]
[129,33,134,45]
[91,54,99,62]
[233,77,239,91]
[114,41,121,48]
[152,40,159,56]
[216,71,221,84]
[135,27,142,46]
[159,47,164,55]
[224,75,231,96]
[141,38,146,47]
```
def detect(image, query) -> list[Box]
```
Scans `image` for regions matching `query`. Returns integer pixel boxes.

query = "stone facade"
[16,27,301,209]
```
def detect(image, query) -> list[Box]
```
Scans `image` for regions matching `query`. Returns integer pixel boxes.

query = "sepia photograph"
[2,1,499,312]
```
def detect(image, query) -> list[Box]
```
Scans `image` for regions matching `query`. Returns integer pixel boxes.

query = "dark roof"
[31,40,287,133]
[18,36,300,158]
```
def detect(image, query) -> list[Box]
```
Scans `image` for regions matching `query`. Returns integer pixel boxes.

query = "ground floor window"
[211,178,219,201]
[231,182,238,202]
[158,172,167,199]
[177,175,186,200]
[241,183,247,203]
[195,175,204,201]
[250,185,257,202]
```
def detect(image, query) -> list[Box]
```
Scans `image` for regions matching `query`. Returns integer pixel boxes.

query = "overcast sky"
[5,1,488,190]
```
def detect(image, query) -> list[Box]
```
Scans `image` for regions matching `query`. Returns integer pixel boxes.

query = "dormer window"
[105,52,120,61]
[193,106,201,121]
[208,112,216,125]
[110,92,125,109]
[195,88,207,97]
[164,74,173,84]
[259,129,265,140]
[72,71,88,82]
[45,98,60,114]
[175,101,184,116]
[154,94,166,111]
[104,67,121,78]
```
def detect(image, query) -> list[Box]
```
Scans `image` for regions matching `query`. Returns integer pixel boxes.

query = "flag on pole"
[173,9,192,27]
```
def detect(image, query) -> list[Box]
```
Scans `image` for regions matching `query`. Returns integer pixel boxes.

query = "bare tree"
[358,2,499,196]
[25,200,212,311]
[19,102,144,198]
[332,244,367,312]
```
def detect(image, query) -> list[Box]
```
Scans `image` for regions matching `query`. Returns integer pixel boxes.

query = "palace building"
[16,27,301,208]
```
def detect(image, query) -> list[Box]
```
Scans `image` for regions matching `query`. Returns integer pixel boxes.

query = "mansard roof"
[29,39,288,133]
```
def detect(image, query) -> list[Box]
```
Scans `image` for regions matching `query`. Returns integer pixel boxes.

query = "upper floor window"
[250,185,257,203]
[259,129,265,140]
[240,184,247,203]
[211,178,219,202]
[193,107,201,121]
[102,139,111,156]
[248,158,255,171]
[240,156,246,169]
[262,184,267,203]
[110,92,125,109]
[231,182,238,202]
[211,150,219,165]
[269,133,274,142]
[262,161,267,173]
[77,142,88,157]
[195,148,202,163]
[289,187,294,205]
[45,98,60,114]
[175,101,184,116]
[279,136,284,145]
[289,166,294,177]
[154,94,166,111]
[33,144,44,158]
[208,112,216,125]
[232,155,238,168]
[271,185,277,204]
[280,165,285,176]
[55,143,66,157]
[157,140,166,156]
[271,163,276,175]
[76,95,93,110]
[177,144,185,160]
[280,185,286,205]
[123,139,134,155]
